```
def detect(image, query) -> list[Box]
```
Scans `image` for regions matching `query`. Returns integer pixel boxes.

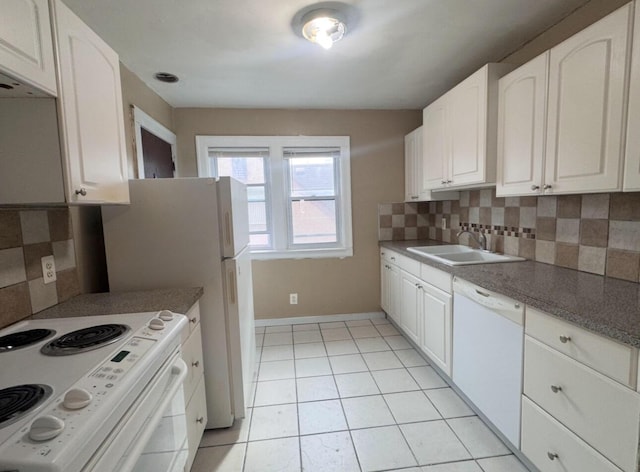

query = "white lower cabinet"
[185,377,207,472]
[380,257,401,324]
[181,302,207,472]
[521,397,623,472]
[522,308,640,472]
[418,282,452,376]
[380,249,452,375]
[399,271,421,343]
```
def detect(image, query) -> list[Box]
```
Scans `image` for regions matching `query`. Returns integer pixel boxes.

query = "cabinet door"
[422,96,449,190]
[0,0,57,95]
[624,1,640,191]
[497,52,548,197]
[387,263,401,324]
[381,260,390,313]
[399,271,420,343]
[404,128,420,201]
[54,0,129,204]
[544,4,630,194]
[419,283,452,376]
[449,67,488,186]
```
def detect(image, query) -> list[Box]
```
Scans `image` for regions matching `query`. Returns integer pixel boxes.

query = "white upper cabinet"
[544,4,630,195]
[53,0,129,204]
[496,52,549,197]
[625,2,640,191]
[405,125,458,202]
[0,0,57,96]
[423,96,449,189]
[423,63,513,191]
[404,127,422,201]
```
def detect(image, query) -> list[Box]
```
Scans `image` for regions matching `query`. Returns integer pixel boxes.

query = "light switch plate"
[41,255,57,284]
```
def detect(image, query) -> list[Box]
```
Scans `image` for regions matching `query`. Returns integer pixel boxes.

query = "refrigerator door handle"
[224,212,232,247]
[228,270,237,304]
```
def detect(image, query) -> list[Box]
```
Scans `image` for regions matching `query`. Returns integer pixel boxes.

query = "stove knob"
[149,318,166,330]
[29,415,65,441]
[63,388,93,410]
[159,310,174,321]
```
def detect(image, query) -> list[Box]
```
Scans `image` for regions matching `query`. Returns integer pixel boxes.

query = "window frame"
[196,135,352,260]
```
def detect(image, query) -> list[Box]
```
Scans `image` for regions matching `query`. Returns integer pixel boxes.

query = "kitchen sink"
[407,245,525,266]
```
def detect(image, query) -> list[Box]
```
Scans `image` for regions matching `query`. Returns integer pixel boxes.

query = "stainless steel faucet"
[456,229,488,251]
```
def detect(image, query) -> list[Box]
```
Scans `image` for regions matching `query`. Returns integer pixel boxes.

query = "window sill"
[250,247,353,260]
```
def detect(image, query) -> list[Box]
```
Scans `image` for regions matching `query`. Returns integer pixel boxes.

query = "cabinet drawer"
[521,396,622,472]
[420,264,452,293]
[185,302,201,334]
[185,377,207,472]
[380,249,420,277]
[524,336,640,471]
[182,324,204,403]
[526,307,637,387]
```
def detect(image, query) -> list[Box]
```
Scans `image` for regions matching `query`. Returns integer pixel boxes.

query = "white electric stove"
[0,310,188,472]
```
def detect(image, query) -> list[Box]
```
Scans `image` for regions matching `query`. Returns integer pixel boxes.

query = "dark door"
[141,127,174,178]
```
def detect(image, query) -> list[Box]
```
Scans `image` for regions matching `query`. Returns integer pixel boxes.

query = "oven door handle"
[117,357,188,472]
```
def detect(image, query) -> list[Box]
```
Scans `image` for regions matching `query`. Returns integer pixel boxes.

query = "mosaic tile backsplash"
[379,189,640,282]
[0,208,80,328]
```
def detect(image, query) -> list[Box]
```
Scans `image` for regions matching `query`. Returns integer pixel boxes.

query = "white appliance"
[102,177,255,429]
[0,310,188,472]
[452,277,524,448]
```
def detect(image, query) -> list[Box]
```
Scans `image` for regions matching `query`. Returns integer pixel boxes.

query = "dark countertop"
[381,240,640,349]
[32,288,204,320]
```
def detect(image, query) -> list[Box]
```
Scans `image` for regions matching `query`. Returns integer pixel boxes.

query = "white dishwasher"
[452,277,524,448]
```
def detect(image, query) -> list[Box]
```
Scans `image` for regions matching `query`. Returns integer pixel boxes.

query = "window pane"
[250,234,271,247]
[248,201,267,232]
[247,185,265,202]
[217,157,265,185]
[291,199,337,244]
[289,157,335,198]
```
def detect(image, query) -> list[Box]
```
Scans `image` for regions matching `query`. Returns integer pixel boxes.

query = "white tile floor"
[192,318,531,472]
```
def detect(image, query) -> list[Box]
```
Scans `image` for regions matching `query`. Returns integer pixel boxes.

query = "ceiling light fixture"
[300,8,347,50]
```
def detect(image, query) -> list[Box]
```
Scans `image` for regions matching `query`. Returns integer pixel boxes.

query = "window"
[196,136,352,260]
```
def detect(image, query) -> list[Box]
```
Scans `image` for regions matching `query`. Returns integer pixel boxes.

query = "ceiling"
[61,0,591,110]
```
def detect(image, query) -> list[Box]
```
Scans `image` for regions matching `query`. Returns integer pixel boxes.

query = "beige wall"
[501,0,630,66]
[119,64,174,178]
[173,108,420,318]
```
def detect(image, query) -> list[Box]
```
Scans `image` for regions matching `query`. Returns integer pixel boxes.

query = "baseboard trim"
[255,311,386,327]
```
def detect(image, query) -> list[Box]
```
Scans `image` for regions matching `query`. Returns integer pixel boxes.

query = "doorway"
[133,105,177,178]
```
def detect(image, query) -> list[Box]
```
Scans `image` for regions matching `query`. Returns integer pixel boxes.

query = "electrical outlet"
[41,255,57,284]
[441,217,447,230]
[289,293,298,305]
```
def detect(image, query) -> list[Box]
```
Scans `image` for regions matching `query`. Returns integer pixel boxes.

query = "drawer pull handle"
[196,417,204,424]
[559,335,571,343]
[192,360,200,368]
[550,385,562,393]
[547,452,559,461]
[190,317,198,324]
[475,289,490,297]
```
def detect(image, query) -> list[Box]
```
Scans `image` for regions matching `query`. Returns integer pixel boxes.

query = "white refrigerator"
[101,177,255,429]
